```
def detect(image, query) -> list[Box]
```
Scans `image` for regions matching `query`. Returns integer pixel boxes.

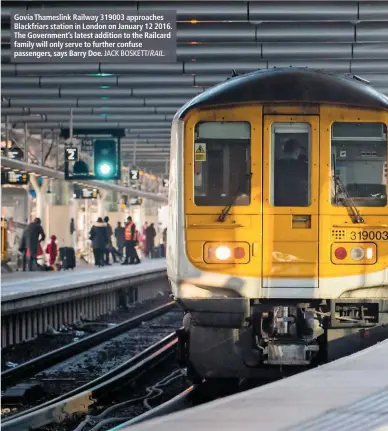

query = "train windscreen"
[193,122,251,206]
[331,122,387,207]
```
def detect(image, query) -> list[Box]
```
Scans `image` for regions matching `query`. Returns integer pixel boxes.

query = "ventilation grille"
[332,229,346,241]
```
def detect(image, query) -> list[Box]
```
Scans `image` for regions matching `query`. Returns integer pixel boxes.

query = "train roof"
[178,68,388,118]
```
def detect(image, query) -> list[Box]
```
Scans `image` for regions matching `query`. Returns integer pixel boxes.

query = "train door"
[262,115,320,293]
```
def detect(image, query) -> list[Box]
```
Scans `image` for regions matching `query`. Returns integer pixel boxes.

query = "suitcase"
[16,253,23,271]
[153,246,162,258]
[58,247,76,270]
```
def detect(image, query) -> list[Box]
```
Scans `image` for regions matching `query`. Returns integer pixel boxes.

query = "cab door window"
[271,123,311,207]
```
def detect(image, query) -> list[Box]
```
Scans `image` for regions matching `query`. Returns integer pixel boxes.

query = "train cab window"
[193,122,251,206]
[271,123,311,207]
[331,123,387,207]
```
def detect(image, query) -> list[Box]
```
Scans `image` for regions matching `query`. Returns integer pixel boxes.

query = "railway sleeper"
[2,383,46,405]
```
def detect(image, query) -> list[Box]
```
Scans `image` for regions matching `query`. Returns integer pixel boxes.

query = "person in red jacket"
[45,235,58,267]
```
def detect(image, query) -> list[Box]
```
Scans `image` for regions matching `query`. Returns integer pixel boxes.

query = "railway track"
[2,301,176,388]
[1,332,182,431]
[3,304,386,431]
[102,324,388,431]
[109,386,197,431]
[2,302,183,423]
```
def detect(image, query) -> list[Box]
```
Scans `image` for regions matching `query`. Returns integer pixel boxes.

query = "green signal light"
[98,162,113,176]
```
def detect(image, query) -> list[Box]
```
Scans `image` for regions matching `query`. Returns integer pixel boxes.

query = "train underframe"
[175,297,384,382]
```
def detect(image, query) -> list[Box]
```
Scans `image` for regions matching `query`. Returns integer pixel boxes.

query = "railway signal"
[93,140,118,180]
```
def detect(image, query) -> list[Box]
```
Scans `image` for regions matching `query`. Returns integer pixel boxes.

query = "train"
[167,68,388,382]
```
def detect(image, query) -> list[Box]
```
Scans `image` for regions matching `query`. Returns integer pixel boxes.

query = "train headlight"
[215,246,231,261]
[204,242,250,264]
[351,246,365,261]
[366,247,374,260]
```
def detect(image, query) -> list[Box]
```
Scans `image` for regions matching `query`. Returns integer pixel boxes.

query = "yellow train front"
[167,68,388,380]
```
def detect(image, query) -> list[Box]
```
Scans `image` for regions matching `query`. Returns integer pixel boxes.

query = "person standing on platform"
[145,223,156,258]
[104,216,118,264]
[114,221,125,259]
[162,227,167,257]
[45,235,58,268]
[122,216,141,265]
[70,217,76,249]
[19,217,46,271]
[89,217,109,267]
[141,222,148,256]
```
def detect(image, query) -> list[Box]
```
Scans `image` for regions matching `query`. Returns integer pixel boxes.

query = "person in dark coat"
[145,223,156,258]
[103,216,118,265]
[89,218,109,267]
[114,221,125,258]
[19,217,46,271]
[162,227,167,258]
[162,228,167,247]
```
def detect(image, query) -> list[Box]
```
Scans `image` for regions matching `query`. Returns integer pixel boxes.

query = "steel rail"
[110,385,197,430]
[2,301,176,387]
[1,332,179,431]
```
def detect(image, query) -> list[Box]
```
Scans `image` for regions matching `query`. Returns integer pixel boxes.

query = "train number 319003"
[350,231,388,241]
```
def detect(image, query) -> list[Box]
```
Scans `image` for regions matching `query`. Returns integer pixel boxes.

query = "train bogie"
[168,68,388,378]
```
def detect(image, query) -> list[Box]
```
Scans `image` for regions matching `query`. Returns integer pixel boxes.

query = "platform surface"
[129,340,388,431]
[1,259,166,301]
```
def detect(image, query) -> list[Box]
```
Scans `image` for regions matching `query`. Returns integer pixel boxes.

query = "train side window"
[271,123,311,207]
[331,123,387,207]
[193,122,251,206]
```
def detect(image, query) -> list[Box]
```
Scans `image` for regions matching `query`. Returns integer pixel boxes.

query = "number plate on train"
[349,231,388,241]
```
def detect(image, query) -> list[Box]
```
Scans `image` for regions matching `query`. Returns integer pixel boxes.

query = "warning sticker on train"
[195,143,207,162]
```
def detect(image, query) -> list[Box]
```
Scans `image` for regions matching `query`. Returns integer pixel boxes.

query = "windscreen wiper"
[217,173,252,222]
[332,156,364,224]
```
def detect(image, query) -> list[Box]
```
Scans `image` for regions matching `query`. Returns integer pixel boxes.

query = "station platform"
[1,259,168,346]
[129,339,388,431]
[1,259,166,302]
